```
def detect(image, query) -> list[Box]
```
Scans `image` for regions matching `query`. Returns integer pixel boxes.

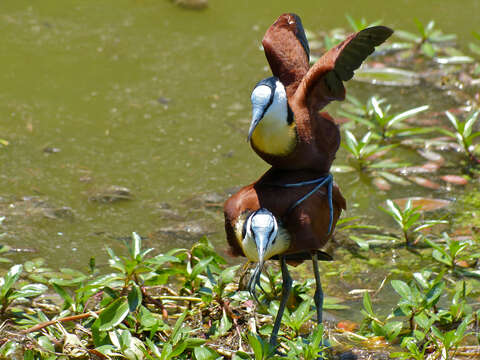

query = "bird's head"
[241,208,290,302]
[248,76,288,142]
[243,208,279,263]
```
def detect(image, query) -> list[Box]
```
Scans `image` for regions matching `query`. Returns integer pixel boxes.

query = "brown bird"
[224,168,346,345]
[248,14,393,174]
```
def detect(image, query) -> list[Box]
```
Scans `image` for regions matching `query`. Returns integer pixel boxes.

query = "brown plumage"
[250,13,393,173]
[224,167,346,263]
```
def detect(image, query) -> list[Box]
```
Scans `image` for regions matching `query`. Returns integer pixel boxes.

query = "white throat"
[251,81,296,156]
[262,81,288,128]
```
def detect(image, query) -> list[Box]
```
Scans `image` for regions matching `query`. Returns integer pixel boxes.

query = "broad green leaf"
[10,284,47,300]
[425,281,444,306]
[421,42,435,57]
[1,264,23,299]
[217,309,232,336]
[128,284,142,312]
[191,257,213,279]
[432,249,452,266]
[95,297,130,331]
[391,280,411,300]
[169,342,188,359]
[147,255,181,266]
[219,265,240,287]
[247,334,262,360]
[194,347,219,360]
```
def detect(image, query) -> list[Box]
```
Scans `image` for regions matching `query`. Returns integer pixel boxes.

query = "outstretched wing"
[262,13,310,98]
[296,26,393,111]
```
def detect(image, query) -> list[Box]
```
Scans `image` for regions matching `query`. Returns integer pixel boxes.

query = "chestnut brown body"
[224,168,346,262]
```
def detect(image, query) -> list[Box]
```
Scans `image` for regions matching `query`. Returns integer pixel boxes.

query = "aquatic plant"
[341,130,400,170]
[395,19,457,57]
[380,199,447,246]
[339,95,430,140]
[437,110,480,165]
[345,14,383,32]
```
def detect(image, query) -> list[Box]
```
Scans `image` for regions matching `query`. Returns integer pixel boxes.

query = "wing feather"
[296,26,393,110]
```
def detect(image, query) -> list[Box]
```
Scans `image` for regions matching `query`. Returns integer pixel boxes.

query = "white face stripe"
[251,85,273,108]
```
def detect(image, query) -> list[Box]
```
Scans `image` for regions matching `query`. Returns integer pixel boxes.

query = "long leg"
[312,252,323,325]
[270,256,292,347]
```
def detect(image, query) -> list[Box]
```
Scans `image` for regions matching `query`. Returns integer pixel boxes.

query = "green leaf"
[171,310,188,342]
[350,235,370,250]
[130,232,142,260]
[194,347,219,360]
[37,336,55,352]
[445,111,459,131]
[169,342,188,359]
[432,249,452,266]
[247,334,263,360]
[184,338,206,348]
[384,200,402,222]
[362,292,374,316]
[219,265,240,287]
[391,280,412,300]
[128,284,142,312]
[464,111,479,138]
[388,105,429,128]
[395,30,422,42]
[191,257,213,279]
[94,297,130,331]
[147,255,181,267]
[52,283,74,310]
[1,264,23,299]
[371,96,384,119]
[425,281,444,306]
[344,130,359,157]
[421,42,435,57]
[10,283,47,300]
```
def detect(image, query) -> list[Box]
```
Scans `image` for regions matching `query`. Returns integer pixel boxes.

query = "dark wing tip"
[358,25,394,45]
[335,25,394,81]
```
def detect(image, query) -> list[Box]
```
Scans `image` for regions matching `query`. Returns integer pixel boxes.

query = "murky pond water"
[0,0,479,307]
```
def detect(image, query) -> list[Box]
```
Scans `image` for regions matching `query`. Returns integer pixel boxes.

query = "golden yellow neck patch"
[251,121,296,156]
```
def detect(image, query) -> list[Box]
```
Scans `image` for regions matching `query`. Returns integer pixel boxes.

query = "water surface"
[0,0,478,271]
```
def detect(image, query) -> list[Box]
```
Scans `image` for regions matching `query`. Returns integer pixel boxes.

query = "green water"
[0,0,478,271]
